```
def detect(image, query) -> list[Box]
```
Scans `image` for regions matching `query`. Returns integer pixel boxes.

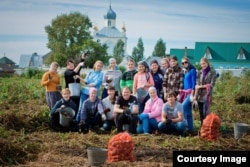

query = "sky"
[0,0,250,65]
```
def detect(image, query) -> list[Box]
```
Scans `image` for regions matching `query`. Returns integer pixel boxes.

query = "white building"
[93,5,127,56]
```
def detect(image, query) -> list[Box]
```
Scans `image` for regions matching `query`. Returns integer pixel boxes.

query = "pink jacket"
[143,97,163,122]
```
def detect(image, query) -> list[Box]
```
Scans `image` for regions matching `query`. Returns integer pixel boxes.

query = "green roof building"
[170,42,250,69]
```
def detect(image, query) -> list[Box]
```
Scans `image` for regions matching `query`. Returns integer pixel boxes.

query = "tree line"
[45,12,167,67]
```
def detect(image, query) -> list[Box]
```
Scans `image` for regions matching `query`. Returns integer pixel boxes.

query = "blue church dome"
[104,5,116,19]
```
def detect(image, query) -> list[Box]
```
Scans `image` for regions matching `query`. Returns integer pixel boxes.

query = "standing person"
[50,88,77,131]
[41,62,62,110]
[114,87,139,134]
[137,87,163,134]
[133,61,154,114]
[101,86,117,131]
[162,55,184,102]
[193,57,217,125]
[75,60,104,123]
[150,59,164,98]
[120,59,137,93]
[179,57,196,133]
[64,59,84,113]
[78,87,104,133]
[161,57,170,75]
[102,58,122,99]
[158,91,186,136]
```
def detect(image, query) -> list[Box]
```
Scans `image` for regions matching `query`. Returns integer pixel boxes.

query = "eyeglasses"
[182,61,188,65]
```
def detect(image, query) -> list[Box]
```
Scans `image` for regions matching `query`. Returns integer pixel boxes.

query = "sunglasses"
[182,61,188,65]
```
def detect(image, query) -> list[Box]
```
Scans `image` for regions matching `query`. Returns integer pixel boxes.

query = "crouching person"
[101,86,117,131]
[50,88,77,132]
[78,87,104,133]
[137,87,163,134]
[114,87,139,134]
[158,91,186,136]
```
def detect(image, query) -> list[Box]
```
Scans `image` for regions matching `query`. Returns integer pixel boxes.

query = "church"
[93,5,127,56]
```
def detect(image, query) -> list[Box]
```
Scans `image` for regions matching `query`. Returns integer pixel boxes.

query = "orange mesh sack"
[200,113,221,141]
[107,132,135,163]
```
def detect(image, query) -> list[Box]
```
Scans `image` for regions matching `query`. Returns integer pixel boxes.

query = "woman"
[120,59,137,94]
[102,58,122,99]
[162,55,184,101]
[101,86,118,131]
[150,59,164,99]
[78,87,104,133]
[137,87,163,134]
[133,61,154,114]
[158,91,186,136]
[193,57,217,125]
[75,60,104,123]
[50,88,77,131]
[41,62,62,110]
[161,57,170,75]
[179,57,196,133]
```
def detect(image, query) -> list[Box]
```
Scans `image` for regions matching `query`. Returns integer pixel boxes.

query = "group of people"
[41,54,217,136]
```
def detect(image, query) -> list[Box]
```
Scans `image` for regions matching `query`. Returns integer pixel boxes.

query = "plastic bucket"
[234,123,249,139]
[87,147,107,166]
[59,107,75,127]
[69,83,81,96]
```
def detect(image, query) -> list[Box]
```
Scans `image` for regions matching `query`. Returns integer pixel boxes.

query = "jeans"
[137,118,158,134]
[182,95,193,132]
[138,94,150,114]
[158,121,186,136]
[75,91,89,123]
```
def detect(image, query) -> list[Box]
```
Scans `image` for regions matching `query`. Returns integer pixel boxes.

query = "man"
[114,87,139,134]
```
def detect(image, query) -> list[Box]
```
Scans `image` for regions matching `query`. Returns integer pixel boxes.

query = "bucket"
[87,147,107,166]
[233,122,249,139]
[69,83,81,96]
[59,107,75,127]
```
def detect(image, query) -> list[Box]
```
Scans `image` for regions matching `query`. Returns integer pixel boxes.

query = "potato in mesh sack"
[200,113,221,141]
[107,132,135,163]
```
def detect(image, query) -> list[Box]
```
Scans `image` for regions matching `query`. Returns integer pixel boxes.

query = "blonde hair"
[200,57,210,66]
[50,62,59,70]
[61,88,71,94]
[93,60,103,70]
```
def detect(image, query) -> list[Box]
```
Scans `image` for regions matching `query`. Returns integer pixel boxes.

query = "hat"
[150,59,159,65]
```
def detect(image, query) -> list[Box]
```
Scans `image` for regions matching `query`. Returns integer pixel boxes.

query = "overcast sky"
[0,0,250,64]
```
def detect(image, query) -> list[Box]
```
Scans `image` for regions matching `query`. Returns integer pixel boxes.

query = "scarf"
[202,66,210,82]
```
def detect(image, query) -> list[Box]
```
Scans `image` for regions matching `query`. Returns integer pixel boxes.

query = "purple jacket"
[143,96,163,122]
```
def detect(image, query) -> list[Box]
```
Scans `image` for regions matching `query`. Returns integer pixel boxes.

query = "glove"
[79,62,84,67]
[166,119,172,125]
[104,108,111,113]
[101,113,107,121]
[139,113,148,120]
[123,109,131,116]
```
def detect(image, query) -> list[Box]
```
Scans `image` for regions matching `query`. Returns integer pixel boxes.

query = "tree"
[113,39,125,64]
[45,12,93,66]
[130,37,144,63]
[152,38,166,57]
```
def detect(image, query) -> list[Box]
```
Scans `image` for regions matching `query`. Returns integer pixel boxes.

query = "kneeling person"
[158,91,186,136]
[50,88,77,131]
[114,87,139,134]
